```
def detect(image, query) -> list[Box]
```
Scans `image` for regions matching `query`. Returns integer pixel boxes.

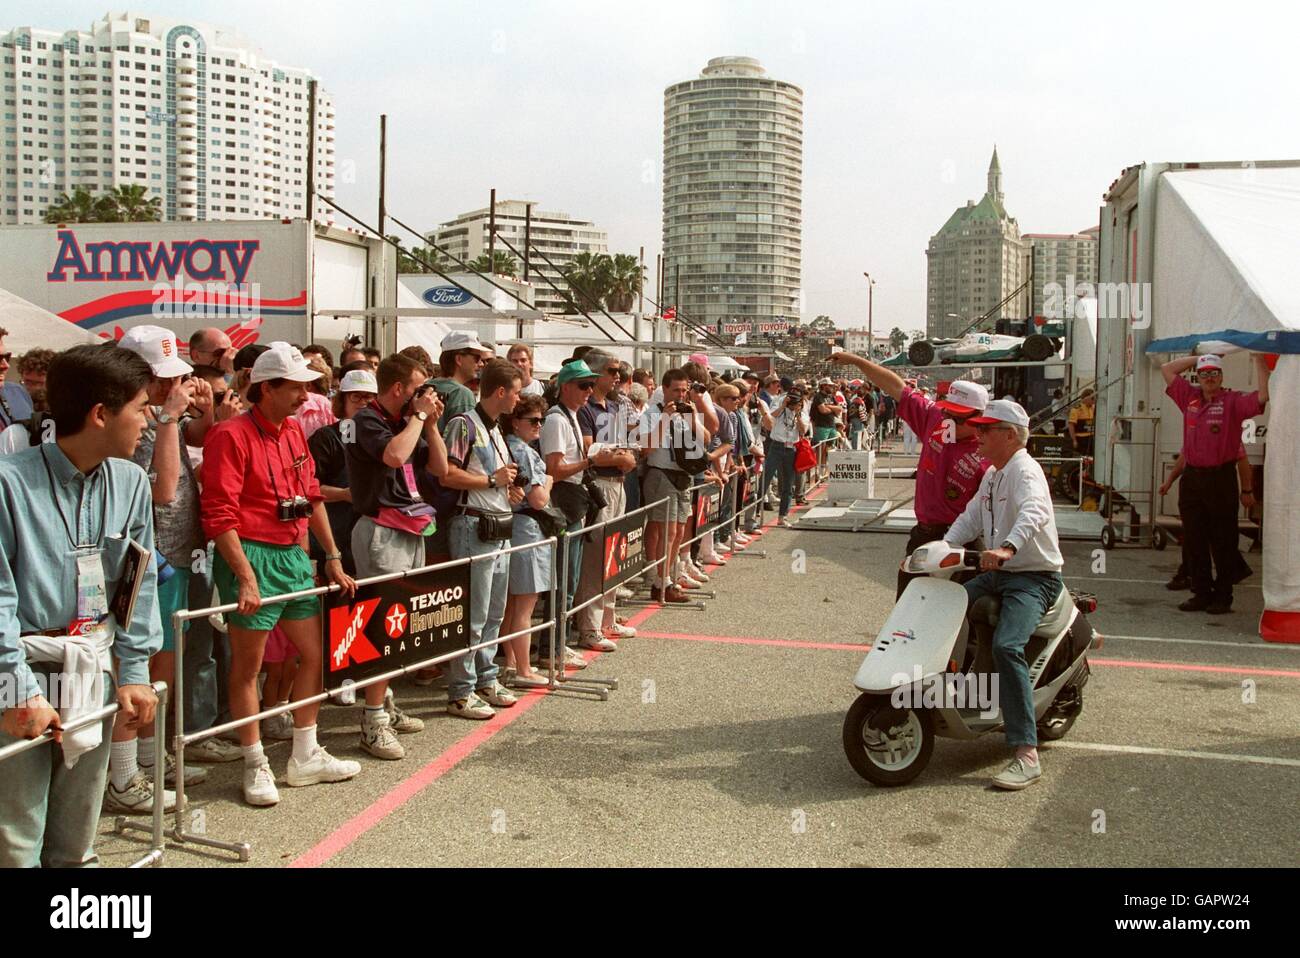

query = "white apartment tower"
[1022,227,1099,318]
[431,200,608,315]
[662,57,803,331]
[0,12,335,224]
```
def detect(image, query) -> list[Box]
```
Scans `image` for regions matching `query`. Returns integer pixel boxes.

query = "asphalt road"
[96,454,1300,868]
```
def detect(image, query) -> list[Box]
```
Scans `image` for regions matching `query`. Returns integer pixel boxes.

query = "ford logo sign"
[421,285,473,307]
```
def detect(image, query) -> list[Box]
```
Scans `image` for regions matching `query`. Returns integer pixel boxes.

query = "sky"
[14,1,1300,333]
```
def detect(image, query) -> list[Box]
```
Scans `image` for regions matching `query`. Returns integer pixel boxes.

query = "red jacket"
[201,406,322,545]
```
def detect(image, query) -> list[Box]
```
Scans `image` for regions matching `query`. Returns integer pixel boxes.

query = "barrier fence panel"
[168,538,557,862]
[0,680,169,869]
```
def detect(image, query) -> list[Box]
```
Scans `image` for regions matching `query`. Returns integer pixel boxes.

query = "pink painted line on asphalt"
[638,630,870,652]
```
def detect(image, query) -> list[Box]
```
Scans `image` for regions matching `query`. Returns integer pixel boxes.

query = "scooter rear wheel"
[843,693,934,787]
[1037,682,1084,741]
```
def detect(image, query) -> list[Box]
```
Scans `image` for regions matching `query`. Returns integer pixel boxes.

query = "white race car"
[907,327,1061,367]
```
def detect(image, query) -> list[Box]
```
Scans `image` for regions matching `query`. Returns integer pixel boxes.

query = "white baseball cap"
[250,341,321,384]
[970,398,1030,428]
[440,331,490,355]
[935,379,989,415]
[1196,354,1223,372]
[338,369,378,394]
[118,325,192,378]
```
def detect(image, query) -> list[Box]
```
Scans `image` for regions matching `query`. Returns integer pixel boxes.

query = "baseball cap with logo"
[118,325,192,378]
[1196,354,1223,372]
[440,331,490,355]
[969,399,1030,428]
[339,369,379,394]
[250,342,321,384]
[936,380,989,416]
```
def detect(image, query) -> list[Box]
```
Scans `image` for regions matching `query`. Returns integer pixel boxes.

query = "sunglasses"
[460,351,488,364]
[1197,370,1222,378]
[516,416,545,426]
[606,368,624,379]
[577,381,595,391]
[0,353,11,363]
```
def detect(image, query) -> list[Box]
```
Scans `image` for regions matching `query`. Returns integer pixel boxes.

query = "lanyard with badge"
[41,445,112,636]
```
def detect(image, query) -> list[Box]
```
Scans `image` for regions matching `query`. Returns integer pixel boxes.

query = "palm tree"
[467,251,518,278]
[103,184,161,222]
[559,251,613,313]
[605,253,644,313]
[392,237,446,274]
[889,327,908,354]
[43,187,101,224]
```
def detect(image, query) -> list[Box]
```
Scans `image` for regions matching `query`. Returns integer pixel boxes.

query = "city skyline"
[6,0,1297,334]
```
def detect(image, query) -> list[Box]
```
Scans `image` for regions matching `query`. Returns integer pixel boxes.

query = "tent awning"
[0,286,100,353]
[1146,167,1300,354]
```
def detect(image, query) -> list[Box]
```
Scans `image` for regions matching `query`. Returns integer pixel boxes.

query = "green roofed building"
[925,147,1026,339]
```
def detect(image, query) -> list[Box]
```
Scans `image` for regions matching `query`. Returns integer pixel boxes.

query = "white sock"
[137,735,157,768]
[242,741,266,769]
[363,706,385,728]
[110,739,139,790]
[292,724,318,763]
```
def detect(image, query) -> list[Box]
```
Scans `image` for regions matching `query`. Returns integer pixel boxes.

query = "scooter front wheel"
[843,693,935,787]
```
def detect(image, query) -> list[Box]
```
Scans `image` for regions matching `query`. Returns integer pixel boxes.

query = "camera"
[673,400,694,414]
[512,473,530,488]
[277,496,312,521]
[691,382,707,395]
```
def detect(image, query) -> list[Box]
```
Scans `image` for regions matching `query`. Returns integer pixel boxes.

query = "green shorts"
[213,540,320,632]
[157,566,191,653]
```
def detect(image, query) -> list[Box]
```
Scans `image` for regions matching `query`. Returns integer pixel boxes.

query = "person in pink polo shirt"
[831,353,992,596]
[1161,352,1271,614]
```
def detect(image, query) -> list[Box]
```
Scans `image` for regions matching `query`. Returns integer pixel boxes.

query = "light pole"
[863,272,875,357]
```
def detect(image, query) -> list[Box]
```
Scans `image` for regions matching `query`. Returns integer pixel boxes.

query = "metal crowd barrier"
[0,680,170,868]
[168,538,558,862]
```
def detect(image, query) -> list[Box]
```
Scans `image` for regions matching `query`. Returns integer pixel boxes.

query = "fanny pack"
[466,508,514,542]
[652,466,693,492]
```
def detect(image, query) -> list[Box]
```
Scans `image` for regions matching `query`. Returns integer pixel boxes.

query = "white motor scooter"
[843,541,1096,787]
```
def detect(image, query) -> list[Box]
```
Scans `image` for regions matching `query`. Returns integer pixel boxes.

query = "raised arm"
[830,352,906,402]
[1161,355,1197,387]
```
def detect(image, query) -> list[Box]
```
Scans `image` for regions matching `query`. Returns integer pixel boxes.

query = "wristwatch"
[487,473,497,489]
[999,541,1017,555]
[325,553,343,563]
[415,411,429,422]
[155,411,176,425]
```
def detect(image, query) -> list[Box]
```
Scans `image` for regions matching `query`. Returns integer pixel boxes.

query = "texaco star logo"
[385,602,408,639]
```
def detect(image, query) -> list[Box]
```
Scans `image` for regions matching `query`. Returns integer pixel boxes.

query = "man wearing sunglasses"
[945,399,1064,790]
[0,327,34,438]
[1161,352,1271,615]
[432,331,493,429]
[188,327,236,375]
[831,351,991,597]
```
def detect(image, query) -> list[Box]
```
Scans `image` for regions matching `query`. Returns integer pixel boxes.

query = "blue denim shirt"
[0,442,162,702]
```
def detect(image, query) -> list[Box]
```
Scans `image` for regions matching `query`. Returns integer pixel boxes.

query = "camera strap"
[248,409,305,503]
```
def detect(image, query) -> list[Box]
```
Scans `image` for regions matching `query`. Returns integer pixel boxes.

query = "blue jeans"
[559,519,585,646]
[447,516,508,701]
[761,443,796,517]
[963,571,1063,748]
[0,665,114,867]
[181,565,221,734]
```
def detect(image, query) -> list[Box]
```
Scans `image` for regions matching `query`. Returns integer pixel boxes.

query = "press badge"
[72,548,109,631]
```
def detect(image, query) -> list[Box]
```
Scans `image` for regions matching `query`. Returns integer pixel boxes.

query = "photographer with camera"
[760,382,810,528]
[345,354,448,758]
[200,343,359,807]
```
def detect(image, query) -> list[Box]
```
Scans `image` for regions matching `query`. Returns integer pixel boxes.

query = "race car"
[906,325,1063,367]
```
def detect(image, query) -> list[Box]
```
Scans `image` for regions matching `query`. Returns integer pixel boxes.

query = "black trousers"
[897,522,982,599]
[1180,463,1239,603]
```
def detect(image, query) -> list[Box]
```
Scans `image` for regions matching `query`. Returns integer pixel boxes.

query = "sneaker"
[261,710,295,741]
[447,693,495,720]
[650,585,691,604]
[991,757,1042,791]
[578,632,617,652]
[509,671,552,690]
[1178,596,1211,612]
[716,538,734,553]
[1165,574,1191,591]
[242,760,280,807]
[564,647,588,669]
[1206,602,1234,615]
[606,622,637,639]
[779,516,794,528]
[685,562,710,582]
[286,746,361,787]
[733,533,752,545]
[477,681,518,708]
[411,665,443,687]
[384,690,425,734]
[105,772,177,814]
[140,752,208,788]
[676,576,701,591]
[360,714,404,761]
[186,736,242,764]
[616,586,635,600]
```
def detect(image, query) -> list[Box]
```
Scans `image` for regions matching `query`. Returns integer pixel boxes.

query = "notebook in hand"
[109,538,151,630]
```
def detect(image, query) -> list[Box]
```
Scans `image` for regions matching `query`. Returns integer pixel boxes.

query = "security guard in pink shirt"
[1161,352,1271,614]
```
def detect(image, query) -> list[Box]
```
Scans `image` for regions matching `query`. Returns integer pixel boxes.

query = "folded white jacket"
[20,628,113,768]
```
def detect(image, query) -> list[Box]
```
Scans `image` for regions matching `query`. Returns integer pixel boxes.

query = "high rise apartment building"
[0,12,334,223]
[1023,226,1099,318]
[662,56,803,332]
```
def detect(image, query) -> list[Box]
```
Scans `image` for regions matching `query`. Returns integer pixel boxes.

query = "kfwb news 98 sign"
[324,563,472,689]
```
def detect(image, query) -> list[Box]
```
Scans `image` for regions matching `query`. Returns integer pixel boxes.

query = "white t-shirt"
[520,379,544,397]
[540,404,585,485]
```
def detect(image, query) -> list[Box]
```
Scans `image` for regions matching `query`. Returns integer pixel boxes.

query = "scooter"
[842,541,1096,787]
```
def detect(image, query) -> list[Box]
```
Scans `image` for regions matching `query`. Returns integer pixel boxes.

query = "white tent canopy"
[0,286,100,353]
[1150,167,1300,352]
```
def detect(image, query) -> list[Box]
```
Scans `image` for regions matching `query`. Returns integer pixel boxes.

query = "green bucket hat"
[556,359,598,385]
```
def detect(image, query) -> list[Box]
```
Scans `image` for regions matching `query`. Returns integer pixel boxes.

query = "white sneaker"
[447,693,495,720]
[261,710,295,741]
[564,647,589,669]
[477,681,518,708]
[286,746,361,787]
[716,538,734,553]
[242,760,280,807]
[140,752,208,788]
[779,516,794,528]
[360,713,404,760]
[578,632,617,652]
[186,736,243,764]
[734,533,752,545]
[685,562,710,582]
[616,586,635,600]
[105,772,177,815]
[676,576,701,590]
[605,622,637,639]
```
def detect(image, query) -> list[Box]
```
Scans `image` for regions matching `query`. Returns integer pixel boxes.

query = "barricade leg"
[116,680,169,867]
[552,531,611,698]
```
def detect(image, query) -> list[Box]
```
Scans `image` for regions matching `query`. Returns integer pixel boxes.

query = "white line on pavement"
[1100,634,1300,652]
[1063,575,1262,590]
[1050,741,1300,769]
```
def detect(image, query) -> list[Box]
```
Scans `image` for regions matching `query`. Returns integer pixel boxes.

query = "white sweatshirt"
[945,448,1063,573]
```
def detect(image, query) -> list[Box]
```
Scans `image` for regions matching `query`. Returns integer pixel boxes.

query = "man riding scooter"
[943,400,1064,791]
